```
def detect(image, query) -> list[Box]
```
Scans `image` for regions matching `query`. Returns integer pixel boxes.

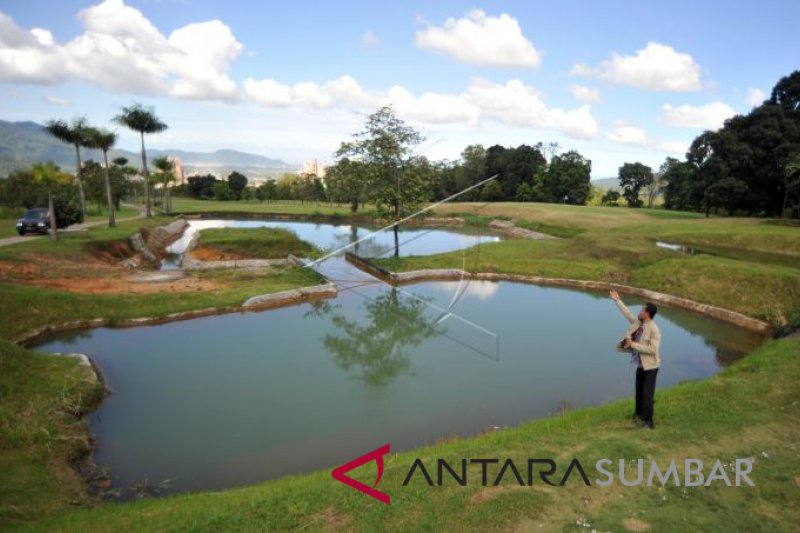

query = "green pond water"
[34,220,764,495]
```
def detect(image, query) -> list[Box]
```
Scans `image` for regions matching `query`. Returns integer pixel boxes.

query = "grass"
[170,197,357,216]
[1,200,799,530]
[4,337,798,531]
[194,227,320,259]
[0,339,105,525]
[0,206,139,240]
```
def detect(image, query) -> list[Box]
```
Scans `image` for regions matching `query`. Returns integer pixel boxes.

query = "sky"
[0,0,797,177]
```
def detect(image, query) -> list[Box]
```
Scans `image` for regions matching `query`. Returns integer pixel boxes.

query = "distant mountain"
[0,120,296,178]
[591,177,620,191]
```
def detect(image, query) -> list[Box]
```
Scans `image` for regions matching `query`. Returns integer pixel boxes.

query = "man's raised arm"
[609,290,637,324]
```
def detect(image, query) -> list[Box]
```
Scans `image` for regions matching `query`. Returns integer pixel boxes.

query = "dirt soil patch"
[0,253,219,294]
[189,246,248,261]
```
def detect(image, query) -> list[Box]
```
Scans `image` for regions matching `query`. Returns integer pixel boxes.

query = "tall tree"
[540,150,592,204]
[334,106,427,255]
[113,103,168,217]
[227,171,248,201]
[152,156,175,213]
[618,162,653,208]
[84,127,118,227]
[31,162,72,241]
[44,117,90,218]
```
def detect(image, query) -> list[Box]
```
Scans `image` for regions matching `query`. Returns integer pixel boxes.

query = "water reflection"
[310,289,443,387]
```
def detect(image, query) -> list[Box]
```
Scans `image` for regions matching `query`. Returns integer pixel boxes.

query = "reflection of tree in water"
[311,289,443,387]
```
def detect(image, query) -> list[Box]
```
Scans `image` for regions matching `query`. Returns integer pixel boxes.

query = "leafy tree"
[661,157,698,211]
[256,180,277,203]
[782,152,800,218]
[44,117,91,218]
[515,182,534,202]
[152,157,175,213]
[325,158,371,211]
[618,162,653,208]
[705,178,750,214]
[540,150,592,204]
[84,127,118,226]
[480,180,504,201]
[31,162,73,240]
[113,103,168,217]
[227,171,248,200]
[600,189,621,206]
[187,175,218,199]
[212,180,231,201]
[335,106,427,219]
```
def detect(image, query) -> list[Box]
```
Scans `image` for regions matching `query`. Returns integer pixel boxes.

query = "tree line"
[615,70,800,218]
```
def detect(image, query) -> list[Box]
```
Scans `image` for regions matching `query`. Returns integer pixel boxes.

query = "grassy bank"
[5,337,798,531]
[376,203,800,326]
[192,227,320,260]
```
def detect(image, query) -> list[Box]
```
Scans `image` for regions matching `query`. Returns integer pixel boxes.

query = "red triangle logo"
[331,443,391,505]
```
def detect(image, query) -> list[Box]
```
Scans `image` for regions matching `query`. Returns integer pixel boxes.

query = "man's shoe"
[631,413,643,424]
[637,420,655,430]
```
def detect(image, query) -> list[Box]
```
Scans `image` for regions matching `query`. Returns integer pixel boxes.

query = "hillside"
[0,120,295,178]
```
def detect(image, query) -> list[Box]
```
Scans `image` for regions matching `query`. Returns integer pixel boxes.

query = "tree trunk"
[141,132,151,217]
[74,144,87,219]
[782,179,790,218]
[102,150,116,227]
[393,223,399,258]
[48,191,57,241]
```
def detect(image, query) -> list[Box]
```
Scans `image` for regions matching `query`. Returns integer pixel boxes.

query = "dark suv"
[16,208,66,235]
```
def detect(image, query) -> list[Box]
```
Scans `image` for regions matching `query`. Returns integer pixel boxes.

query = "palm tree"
[113,103,168,217]
[31,162,72,241]
[84,127,119,227]
[152,156,175,213]
[44,117,90,219]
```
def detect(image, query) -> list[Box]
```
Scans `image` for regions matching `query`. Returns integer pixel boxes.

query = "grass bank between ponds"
[191,227,321,260]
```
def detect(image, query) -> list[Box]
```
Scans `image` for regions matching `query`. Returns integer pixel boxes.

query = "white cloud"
[467,79,597,138]
[244,76,597,139]
[570,85,602,104]
[0,0,243,100]
[660,102,736,129]
[360,30,379,49]
[573,42,701,92]
[384,86,479,124]
[746,88,765,107]
[44,95,69,106]
[243,75,374,110]
[415,9,541,68]
[605,121,647,146]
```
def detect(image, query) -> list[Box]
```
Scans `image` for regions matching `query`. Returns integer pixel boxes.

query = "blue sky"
[0,0,797,177]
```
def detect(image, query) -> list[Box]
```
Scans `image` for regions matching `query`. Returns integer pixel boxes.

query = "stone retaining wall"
[344,254,773,336]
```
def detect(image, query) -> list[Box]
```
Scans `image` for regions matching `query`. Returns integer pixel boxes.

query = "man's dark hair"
[645,302,658,319]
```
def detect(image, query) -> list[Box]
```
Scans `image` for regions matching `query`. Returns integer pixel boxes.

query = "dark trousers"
[635,367,659,423]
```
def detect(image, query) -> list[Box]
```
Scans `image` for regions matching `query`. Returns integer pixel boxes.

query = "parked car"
[15,208,67,235]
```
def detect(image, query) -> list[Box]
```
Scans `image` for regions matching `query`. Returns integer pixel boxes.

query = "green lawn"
[194,227,321,259]
[171,197,357,216]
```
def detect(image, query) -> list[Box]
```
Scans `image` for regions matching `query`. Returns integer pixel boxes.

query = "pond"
[161,218,499,269]
[33,221,765,496]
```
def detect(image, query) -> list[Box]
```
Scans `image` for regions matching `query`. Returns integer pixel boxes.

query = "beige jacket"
[614,299,661,370]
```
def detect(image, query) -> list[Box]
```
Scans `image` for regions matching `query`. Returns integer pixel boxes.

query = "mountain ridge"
[0,119,295,177]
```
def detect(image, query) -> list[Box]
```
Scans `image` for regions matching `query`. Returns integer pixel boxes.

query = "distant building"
[299,159,327,180]
[168,156,186,185]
